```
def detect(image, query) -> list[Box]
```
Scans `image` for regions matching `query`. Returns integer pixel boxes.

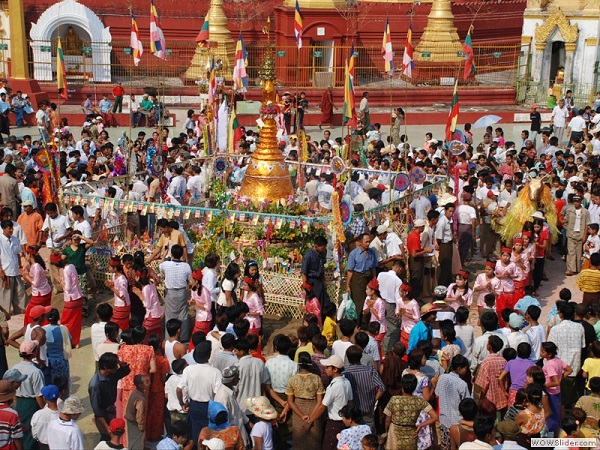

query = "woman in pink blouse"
[472,261,500,310]
[105,256,131,331]
[300,281,322,327]
[445,270,474,311]
[50,251,84,347]
[132,267,164,341]
[20,246,51,326]
[397,282,420,350]
[364,278,386,347]
[188,269,212,348]
[242,276,263,335]
[495,247,518,327]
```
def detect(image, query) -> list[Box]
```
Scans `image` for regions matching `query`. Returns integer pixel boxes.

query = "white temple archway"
[30,0,112,83]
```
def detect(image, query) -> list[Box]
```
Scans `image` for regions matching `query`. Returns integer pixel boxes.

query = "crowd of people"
[0,82,599,450]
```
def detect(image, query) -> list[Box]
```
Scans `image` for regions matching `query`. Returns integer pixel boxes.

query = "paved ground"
[2,118,575,445]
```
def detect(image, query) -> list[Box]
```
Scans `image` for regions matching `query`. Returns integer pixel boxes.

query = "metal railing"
[24,39,522,89]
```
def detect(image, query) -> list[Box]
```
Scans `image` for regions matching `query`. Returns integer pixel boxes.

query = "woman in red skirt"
[20,246,52,326]
[495,247,518,327]
[188,269,211,350]
[105,256,131,331]
[132,267,163,342]
[511,237,530,303]
[50,252,84,347]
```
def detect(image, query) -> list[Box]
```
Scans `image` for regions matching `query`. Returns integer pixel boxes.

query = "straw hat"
[61,397,85,415]
[245,396,278,420]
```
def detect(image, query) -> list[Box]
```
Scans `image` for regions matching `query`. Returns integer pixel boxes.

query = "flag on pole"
[130,12,144,66]
[343,44,357,128]
[196,13,210,46]
[402,22,414,78]
[381,18,394,76]
[445,81,459,142]
[294,0,303,49]
[233,33,248,93]
[208,58,217,105]
[56,38,68,100]
[463,29,476,80]
[150,0,167,60]
[228,108,244,151]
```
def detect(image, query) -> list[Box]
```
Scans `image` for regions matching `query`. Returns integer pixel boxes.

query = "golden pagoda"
[414,0,463,62]
[185,0,236,81]
[238,50,294,201]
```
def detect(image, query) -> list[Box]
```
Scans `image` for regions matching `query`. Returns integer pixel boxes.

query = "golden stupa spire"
[414,0,462,62]
[238,43,294,201]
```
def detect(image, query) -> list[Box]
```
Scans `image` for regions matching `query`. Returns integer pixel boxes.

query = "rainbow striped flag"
[130,12,144,66]
[196,13,210,46]
[208,58,217,105]
[294,0,303,49]
[233,33,248,92]
[381,18,394,76]
[445,81,459,142]
[56,38,68,100]
[343,44,356,128]
[402,22,414,78]
[150,0,167,60]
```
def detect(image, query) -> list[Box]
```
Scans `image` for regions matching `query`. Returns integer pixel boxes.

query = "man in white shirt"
[187,166,204,203]
[166,166,187,205]
[0,220,26,315]
[378,261,404,353]
[566,109,588,144]
[305,355,352,450]
[457,202,477,263]
[45,396,85,450]
[176,342,222,447]
[552,98,570,144]
[359,92,370,128]
[131,179,149,200]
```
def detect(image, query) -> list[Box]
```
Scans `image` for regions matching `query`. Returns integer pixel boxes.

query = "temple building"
[521,0,600,105]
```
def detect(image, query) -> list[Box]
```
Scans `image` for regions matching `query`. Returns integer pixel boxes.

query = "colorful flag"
[229,108,244,151]
[196,13,210,46]
[445,81,459,142]
[130,12,144,66]
[463,30,476,80]
[150,0,167,60]
[233,33,248,93]
[402,22,414,78]
[294,0,303,49]
[381,18,394,76]
[208,58,217,105]
[343,44,356,128]
[56,38,68,100]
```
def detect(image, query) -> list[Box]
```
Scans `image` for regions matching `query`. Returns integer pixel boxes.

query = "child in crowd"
[165,359,188,423]
[583,223,600,270]
[440,323,461,372]
[247,396,277,450]
[360,434,378,450]
[322,303,337,348]
[363,279,386,348]
[499,342,535,406]
[523,305,546,361]
[504,388,527,421]
[189,268,211,339]
[332,319,355,362]
[583,342,600,391]
[300,281,322,326]
[477,294,496,332]
[241,276,264,336]
[155,420,194,450]
[431,338,443,365]
[365,324,382,369]
[541,341,572,434]
[495,248,518,326]
[511,237,530,302]
[445,270,473,311]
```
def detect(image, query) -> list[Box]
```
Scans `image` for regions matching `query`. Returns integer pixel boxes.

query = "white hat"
[438,193,457,206]
[22,200,34,207]
[531,211,545,219]
[245,396,278,420]
[202,438,225,450]
[96,116,103,121]
[414,219,426,227]
[67,157,77,165]
[83,122,92,127]
[376,224,388,235]
[319,354,345,369]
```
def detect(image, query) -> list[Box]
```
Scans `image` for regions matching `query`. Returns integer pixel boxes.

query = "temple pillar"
[532,41,546,84]
[564,42,576,85]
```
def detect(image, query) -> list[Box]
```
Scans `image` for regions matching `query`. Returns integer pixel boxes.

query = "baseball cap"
[320,355,344,369]
[202,438,225,450]
[19,340,39,355]
[30,305,51,320]
[109,418,126,433]
[41,385,60,401]
[2,369,27,383]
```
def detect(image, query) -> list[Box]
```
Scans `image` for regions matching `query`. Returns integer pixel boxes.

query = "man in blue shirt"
[513,285,542,315]
[99,93,115,127]
[408,303,437,352]
[346,233,378,326]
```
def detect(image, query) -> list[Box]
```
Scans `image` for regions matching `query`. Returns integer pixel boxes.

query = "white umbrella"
[473,114,502,129]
